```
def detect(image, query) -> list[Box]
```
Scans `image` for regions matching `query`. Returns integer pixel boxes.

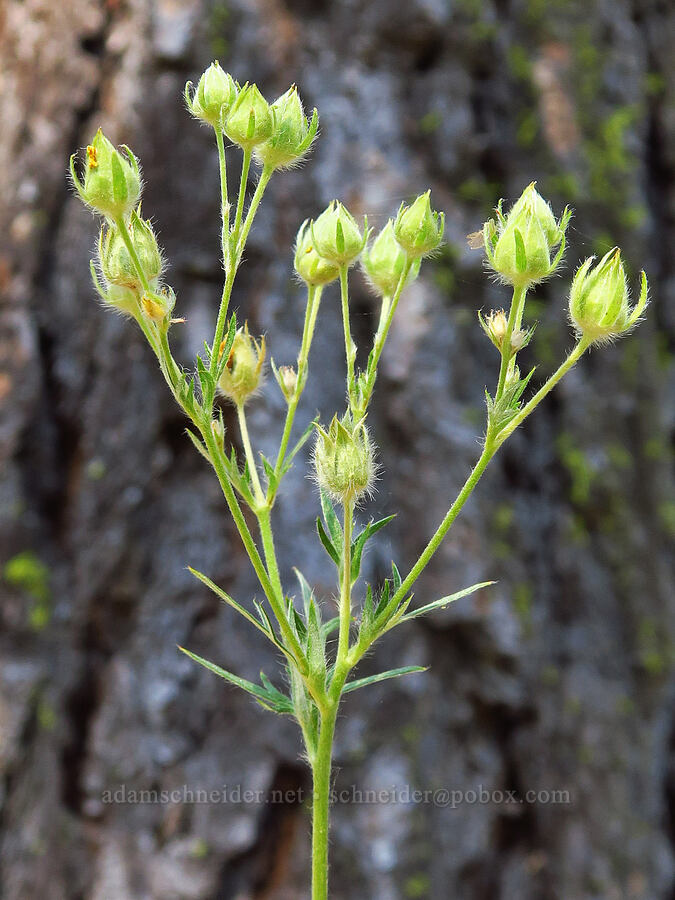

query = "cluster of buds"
[217,324,266,406]
[483,183,571,287]
[569,248,648,344]
[313,413,377,505]
[186,64,318,170]
[478,309,534,356]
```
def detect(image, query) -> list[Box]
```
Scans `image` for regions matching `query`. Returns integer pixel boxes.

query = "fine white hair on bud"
[217,323,266,405]
[310,201,368,268]
[313,413,377,505]
[70,128,142,221]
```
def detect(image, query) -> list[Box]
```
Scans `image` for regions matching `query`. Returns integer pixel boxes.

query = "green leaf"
[391,561,402,592]
[185,429,211,463]
[293,568,314,620]
[350,515,396,583]
[179,647,292,714]
[316,517,340,566]
[342,666,427,694]
[374,580,390,619]
[261,454,278,494]
[279,418,318,478]
[322,615,340,638]
[320,488,343,552]
[399,581,495,623]
[215,314,238,381]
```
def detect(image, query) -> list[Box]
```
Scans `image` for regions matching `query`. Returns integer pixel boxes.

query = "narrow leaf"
[342,666,427,694]
[320,488,343,551]
[316,517,340,566]
[179,647,272,704]
[399,581,495,623]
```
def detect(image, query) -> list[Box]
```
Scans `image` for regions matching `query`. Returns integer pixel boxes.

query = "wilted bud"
[141,287,175,323]
[293,219,339,286]
[217,324,266,405]
[313,413,376,504]
[254,85,319,170]
[70,129,141,220]
[393,191,444,259]
[485,183,570,287]
[568,249,648,344]
[311,201,367,267]
[478,309,533,355]
[185,61,237,128]
[224,83,274,150]
[273,362,298,402]
[98,209,163,291]
[361,220,420,297]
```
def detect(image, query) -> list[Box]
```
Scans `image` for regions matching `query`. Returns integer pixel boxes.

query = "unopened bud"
[569,249,648,344]
[224,83,274,150]
[393,191,444,259]
[70,129,141,220]
[485,183,570,287]
[313,413,377,504]
[294,219,340,286]
[311,201,367,268]
[217,324,266,405]
[98,209,163,291]
[478,309,533,355]
[254,85,319,171]
[361,220,420,297]
[185,61,237,128]
[273,362,298,402]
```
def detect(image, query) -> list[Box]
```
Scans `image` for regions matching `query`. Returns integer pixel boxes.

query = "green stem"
[496,337,591,446]
[236,165,273,258]
[358,260,412,414]
[311,704,338,900]
[258,505,284,603]
[215,128,229,268]
[339,266,356,404]
[495,283,527,399]
[231,147,252,250]
[236,403,265,505]
[272,284,322,484]
[332,498,354,698]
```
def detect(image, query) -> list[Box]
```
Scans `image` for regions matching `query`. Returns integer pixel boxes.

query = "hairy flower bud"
[361,220,420,297]
[224,83,274,150]
[254,85,319,170]
[294,219,340,286]
[313,414,376,504]
[70,129,141,220]
[568,249,648,344]
[393,191,444,259]
[272,362,298,402]
[484,183,570,287]
[311,201,367,268]
[185,61,237,128]
[217,324,266,405]
[98,210,163,291]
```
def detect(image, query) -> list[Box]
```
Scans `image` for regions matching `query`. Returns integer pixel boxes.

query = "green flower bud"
[393,191,444,259]
[98,209,163,291]
[272,362,297,402]
[185,61,237,128]
[70,128,141,220]
[478,308,533,355]
[313,413,377,504]
[568,249,648,344]
[217,324,266,405]
[484,184,571,287]
[294,219,340,286]
[105,284,139,317]
[311,201,367,268]
[224,83,274,150]
[254,85,319,170]
[361,220,420,297]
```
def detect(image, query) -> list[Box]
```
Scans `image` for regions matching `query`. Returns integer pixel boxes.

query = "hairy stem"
[339,266,356,403]
[215,127,229,268]
[236,403,265,505]
[311,703,338,900]
[496,283,527,399]
[231,147,252,250]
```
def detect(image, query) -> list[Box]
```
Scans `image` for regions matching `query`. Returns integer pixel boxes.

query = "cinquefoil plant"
[70,64,649,899]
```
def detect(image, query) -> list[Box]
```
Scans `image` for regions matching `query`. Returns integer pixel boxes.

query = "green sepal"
[342,666,427,694]
[514,227,527,273]
[110,151,129,209]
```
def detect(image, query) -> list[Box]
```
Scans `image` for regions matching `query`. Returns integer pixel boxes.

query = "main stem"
[311,704,338,900]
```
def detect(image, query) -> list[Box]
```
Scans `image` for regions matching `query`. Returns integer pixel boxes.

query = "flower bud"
[105,284,139,317]
[217,324,266,405]
[313,413,376,504]
[70,129,141,220]
[141,287,175,323]
[568,249,648,344]
[224,83,274,150]
[361,220,420,297]
[185,61,237,128]
[294,219,339,286]
[273,362,297,402]
[393,191,444,259]
[478,309,532,355]
[98,209,163,291]
[484,183,570,287]
[254,85,319,170]
[311,201,367,268]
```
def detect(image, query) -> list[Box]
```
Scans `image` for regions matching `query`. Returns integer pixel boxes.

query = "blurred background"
[1,0,674,897]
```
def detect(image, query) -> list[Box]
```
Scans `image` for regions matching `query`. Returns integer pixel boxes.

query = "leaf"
[316,517,340,566]
[342,666,427,694]
[261,454,278,494]
[215,314,238,381]
[188,566,285,651]
[391,561,402,593]
[320,488,343,552]
[350,515,396,583]
[185,429,211,463]
[306,596,326,684]
[179,647,292,714]
[399,581,495,623]
[322,615,340,638]
[374,580,391,619]
[293,568,314,621]
[279,418,318,478]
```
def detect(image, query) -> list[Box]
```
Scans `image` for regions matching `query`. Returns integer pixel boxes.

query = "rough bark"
[1,0,674,898]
